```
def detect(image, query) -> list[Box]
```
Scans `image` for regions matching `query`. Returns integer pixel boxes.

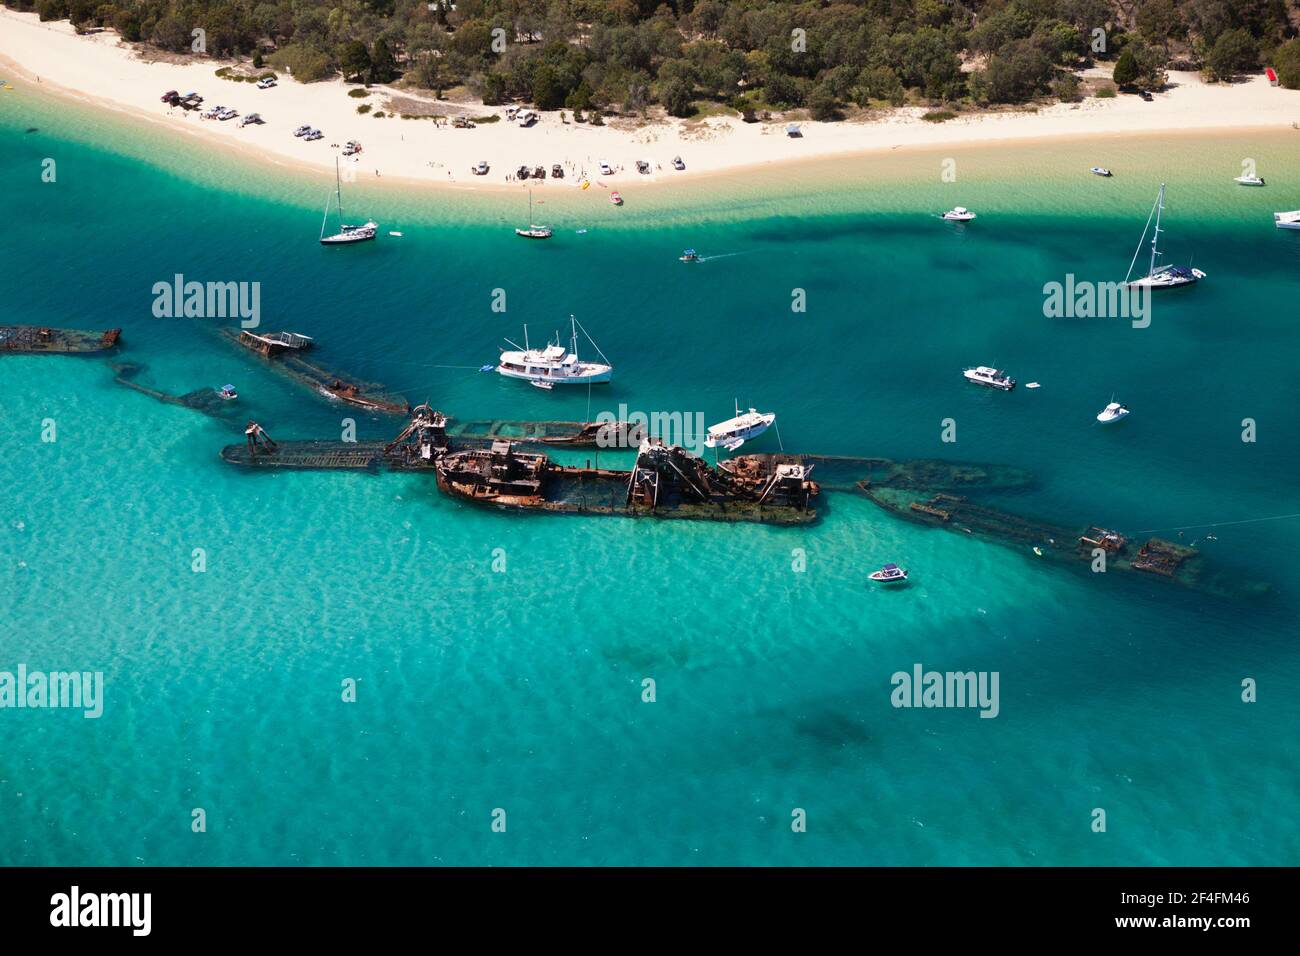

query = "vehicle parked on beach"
[636,160,651,174]
[293,125,311,137]
[672,156,685,170]
[304,129,323,141]
[161,90,179,103]
[473,161,489,176]
[239,113,263,127]
[256,77,277,89]
[551,164,564,179]
[598,160,613,176]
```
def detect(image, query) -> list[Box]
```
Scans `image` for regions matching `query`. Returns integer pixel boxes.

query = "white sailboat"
[515,190,552,239]
[1125,184,1205,288]
[704,402,776,451]
[496,315,612,385]
[320,157,377,245]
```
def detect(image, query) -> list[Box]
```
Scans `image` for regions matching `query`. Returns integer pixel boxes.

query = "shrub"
[1276,39,1300,89]
[356,103,372,114]
[1095,85,1117,98]
[348,89,371,98]
[921,109,957,122]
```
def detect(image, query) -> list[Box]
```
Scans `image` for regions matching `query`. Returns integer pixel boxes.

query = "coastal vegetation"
[14,0,1300,118]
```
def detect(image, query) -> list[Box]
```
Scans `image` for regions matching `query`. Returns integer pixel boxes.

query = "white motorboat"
[704,402,776,451]
[1096,401,1130,424]
[1091,167,1113,177]
[868,563,909,584]
[1273,210,1300,230]
[963,366,1015,391]
[497,316,612,386]
[1125,184,1206,288]
[319,157,377,245]
[1234,174,1265,186]
[942,206,976,221]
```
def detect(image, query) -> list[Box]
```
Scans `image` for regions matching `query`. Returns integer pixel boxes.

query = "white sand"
[3,8,1299,193]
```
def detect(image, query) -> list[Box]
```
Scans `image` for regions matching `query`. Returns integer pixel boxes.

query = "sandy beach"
[3,8,1300,193]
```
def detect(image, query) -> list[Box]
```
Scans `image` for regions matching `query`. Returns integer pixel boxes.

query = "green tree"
[1205,29,1257,81]
[660,77,694,117]
[339,40,372,83]
[1274,39,1300,89]
[1112,48,1140,88]
[368,39,397,84]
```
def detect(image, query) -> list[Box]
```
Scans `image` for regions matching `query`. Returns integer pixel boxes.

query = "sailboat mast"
[570,314,578,358]
[335,157,345,223]
[1148,183,1165,278]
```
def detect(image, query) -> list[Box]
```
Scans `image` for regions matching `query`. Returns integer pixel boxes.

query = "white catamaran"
[496,315,612,385]
[320,158,377,245]
[1125,184,1205,289]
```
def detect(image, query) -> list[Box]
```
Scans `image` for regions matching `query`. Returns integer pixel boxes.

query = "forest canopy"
[14,1,1300,116]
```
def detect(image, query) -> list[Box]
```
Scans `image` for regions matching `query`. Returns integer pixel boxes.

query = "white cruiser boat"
[1091,167,1112,177]
[963,366,1015,391]
[1125,184,1205,288]
[1234,174,1265,186]
[942,206,976,221]
[497,316,612,386]
[1273,210,1300,230]
[704,402,776,452]
[320,158,377,245]
[868,563,909,584]
[1096,401,1129,424]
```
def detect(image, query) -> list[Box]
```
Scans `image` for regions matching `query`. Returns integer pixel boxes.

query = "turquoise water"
[2,87,1299,865]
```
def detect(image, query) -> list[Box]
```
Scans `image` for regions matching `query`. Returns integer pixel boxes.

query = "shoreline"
[4,9,1300,199]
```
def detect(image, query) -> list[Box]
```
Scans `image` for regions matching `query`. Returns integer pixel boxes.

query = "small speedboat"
[217,384,238,400]
[610,191,623,206]
[1096,401,1129,424]
[530,379,554,391]
[679,249,700,262]
[868,563,909,584]
[1090,167,1112,177]
[942,206,976,221]
[963,366,1015,391]
[1234,174,1265,187]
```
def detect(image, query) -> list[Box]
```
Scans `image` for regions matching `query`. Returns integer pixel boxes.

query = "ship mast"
[1148,183,1165,279]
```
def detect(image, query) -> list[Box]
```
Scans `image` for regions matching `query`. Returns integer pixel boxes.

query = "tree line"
[13,0,1300,118]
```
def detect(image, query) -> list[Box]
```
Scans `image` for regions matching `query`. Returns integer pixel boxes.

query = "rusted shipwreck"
[1,325,121,354]
[223,405,820,523]
[223,328,409,415]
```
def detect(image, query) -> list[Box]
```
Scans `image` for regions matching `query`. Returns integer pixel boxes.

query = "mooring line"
[1136,512,1300,535]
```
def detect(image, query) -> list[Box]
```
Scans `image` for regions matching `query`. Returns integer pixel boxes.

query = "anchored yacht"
[704,403,776,452]
[497,316,612,386]
[1096,401,1130,424]
[1125,184,1205,288]
[963,366,1016,391]
[942,206,976,221]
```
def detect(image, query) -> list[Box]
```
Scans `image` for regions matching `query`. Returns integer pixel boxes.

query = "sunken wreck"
[1,326,121,354]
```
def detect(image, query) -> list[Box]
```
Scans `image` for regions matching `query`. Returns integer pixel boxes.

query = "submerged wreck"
[1,325,121,354]
[858,484,1261,598]
[218,406,1259,595]
[223,328,409,415]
